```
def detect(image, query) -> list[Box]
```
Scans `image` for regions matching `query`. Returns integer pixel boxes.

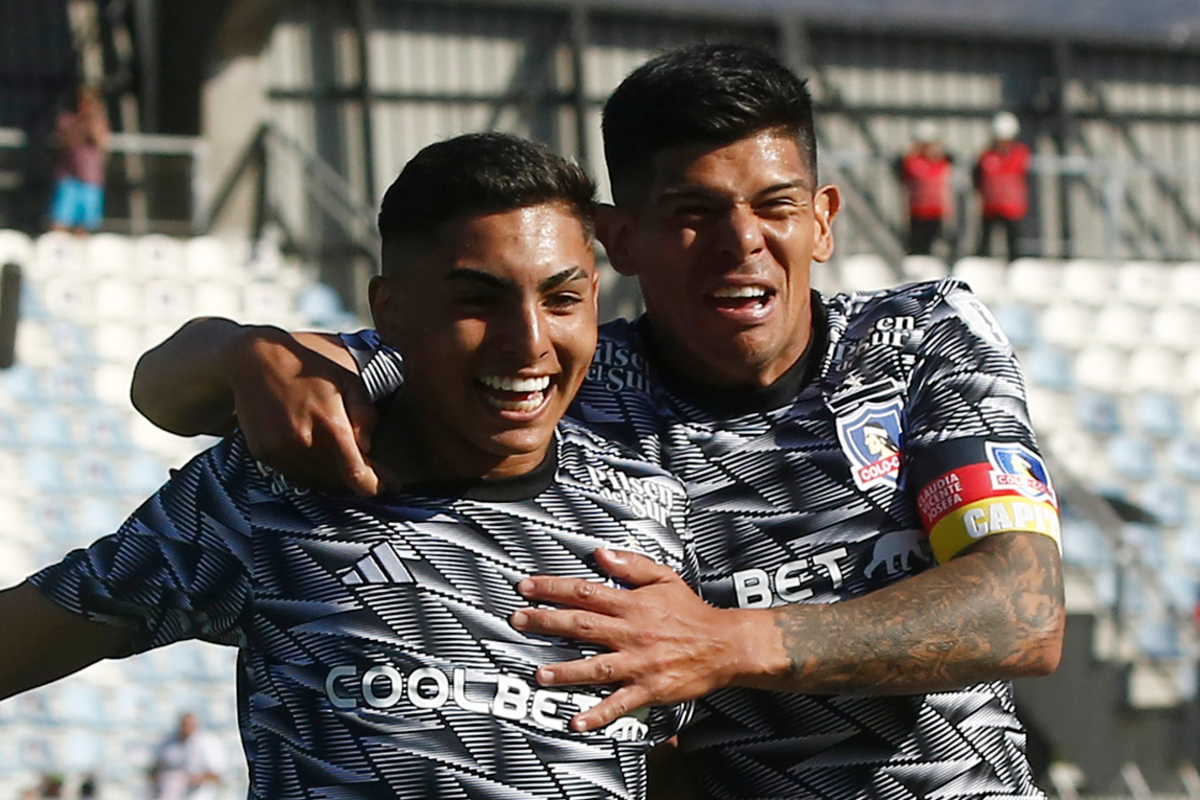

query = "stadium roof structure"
[579,0,1200,48]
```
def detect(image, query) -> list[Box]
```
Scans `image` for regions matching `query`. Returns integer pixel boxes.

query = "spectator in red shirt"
[973,111,1029,260]
[896,120,952,256]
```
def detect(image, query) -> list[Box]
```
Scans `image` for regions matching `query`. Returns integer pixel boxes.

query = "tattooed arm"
[512,530,1063,731]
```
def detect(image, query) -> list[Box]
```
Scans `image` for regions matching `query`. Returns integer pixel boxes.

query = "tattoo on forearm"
[773,533,1064,693]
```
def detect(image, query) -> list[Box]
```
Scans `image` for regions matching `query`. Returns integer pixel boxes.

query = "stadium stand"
[0,228,352,799]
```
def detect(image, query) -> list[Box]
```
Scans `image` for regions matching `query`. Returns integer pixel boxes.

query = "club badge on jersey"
[836,398,904,490]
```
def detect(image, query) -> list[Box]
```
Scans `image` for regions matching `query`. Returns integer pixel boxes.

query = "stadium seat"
[185,236,236,281]
[1117,261,1172,307]
[243,281,294,324]
[24,451,69,490]
[900,255,948,283]
[1169,263,1200,307]
[94,364,134,408]
[47,319,95,364]
[93,278,141,322]
[1025,386,1069,431]
[193,282,242,317]
[61,730,104,772]
[1074,391,1122,435]
[74,455,121,497]
[1105,433,1157,480]
[81,409,132,452]
[1177,528,1200,568]
[0,537,34,589]
[1180,351,1200,394]
[1092,304,1149,350]
[1045,428,1107,482]
[1138,480,1190,526]
[1060,259,1117,306]
[296,282,347,328]
[1007,258,1059,305]
[93,322,141,364]
[26,409,75,450]
[135,234,185,279]
[45,365,95,406]
[1060,516,1112,568]
[0,229,33,268]
[1025,345,1075,391]
[990,302,1039,349]
[1166,436,1200,482]
[1039,302,1092,350]
[40,276,95,321]
[1132,392,1183,438]
[1148,305,1197,352]
[839,254,896,292]
[1127,347,1180,394]
[77,496,129,540]
[85,233,134,277]
[951,257,1008,302]
[143,280,194,323]
[33,231,85,277]
[1073,346,1125,393]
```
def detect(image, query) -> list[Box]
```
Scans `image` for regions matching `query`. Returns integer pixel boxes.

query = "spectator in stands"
[974,110,1030,260]
[49,86,109,235]
[149,713,225,800]
[896,120,953,255]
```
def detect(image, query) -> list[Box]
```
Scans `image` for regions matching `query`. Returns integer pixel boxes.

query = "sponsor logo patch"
[836,399,903,489]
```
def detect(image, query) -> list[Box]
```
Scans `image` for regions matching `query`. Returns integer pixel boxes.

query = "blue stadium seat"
[1132,392,1183,438]
[1024,345,1074,391]
[1166,437,1200,482]
[24,452,69,491]
[991,302,1039,349]
[1138,480,1191,527]
[0,365,42,405]
[124,453,170,495]
[56,683,108,728]
[1075,391,1122,435]
[81,409,132,452]
[26,410,74,450]
[74,454,120,496]
[76,497,129,540]
[61,729,104,772]
[47,320,95,364]
[1106,434,1157,480]
[16,734,57,773]
[1123,522,1165,567]
[1060,516,1112,567]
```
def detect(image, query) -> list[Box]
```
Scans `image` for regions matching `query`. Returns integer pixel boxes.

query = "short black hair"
[378,132,597,272]
[602,43,817,206]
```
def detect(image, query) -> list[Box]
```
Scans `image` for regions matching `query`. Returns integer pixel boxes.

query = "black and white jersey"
[325,282,1061,800]
[30,422,696,800]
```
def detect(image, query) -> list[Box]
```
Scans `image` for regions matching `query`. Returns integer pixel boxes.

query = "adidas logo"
[342,542,416,586]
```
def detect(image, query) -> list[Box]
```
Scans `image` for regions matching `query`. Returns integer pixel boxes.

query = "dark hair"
[378,132,596,271]
[602,43,817,206]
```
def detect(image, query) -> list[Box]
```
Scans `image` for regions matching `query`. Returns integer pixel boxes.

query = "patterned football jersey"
[30,422,696,800]
[347,279,1058,800]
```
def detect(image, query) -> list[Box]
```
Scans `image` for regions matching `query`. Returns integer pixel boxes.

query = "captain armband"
[916,442,1061,563]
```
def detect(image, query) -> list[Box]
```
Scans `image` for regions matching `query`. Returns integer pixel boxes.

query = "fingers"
[570,685,652,732]
[511,606,624,644]
[516,576,629,614]
[534,653,623,688]
[594,549,679,588]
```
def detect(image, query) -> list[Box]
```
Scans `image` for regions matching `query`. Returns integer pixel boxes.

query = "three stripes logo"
[342,542,416,586]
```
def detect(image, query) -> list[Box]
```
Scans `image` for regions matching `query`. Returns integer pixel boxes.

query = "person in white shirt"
[150,713,225,800]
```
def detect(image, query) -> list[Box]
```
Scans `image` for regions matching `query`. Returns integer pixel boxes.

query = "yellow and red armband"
[916,442,1060,563]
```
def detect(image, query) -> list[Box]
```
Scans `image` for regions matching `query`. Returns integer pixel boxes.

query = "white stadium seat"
[33,231,86,277]
[1073,345,1125,393]
[1007,258,1059,305]
[1169,263,1200,307]
[193,282,241,317]
[243,281,294,324]
[1045,428,1108,483]
[135,234,185,279]
[1024,386,1069,431]
[1092,304,1149,350]
[93,278,141,322]
[93,322,141,364]
[991,302,1039,349]
[901,255,948,283]
[839,254,896,292]
[1127,347,1180,394]
[41,276,95,321]
[1039,302,1092,351]
[142,280,194,323]
[1117,261,1172,307]
[952,257,1008,302]
[0,229,33,268]
[85,233,135,277]
[1060,259,1117,306]
[1148,305,1198,351]
[185,236,237,282]
[1181,350,1200,393]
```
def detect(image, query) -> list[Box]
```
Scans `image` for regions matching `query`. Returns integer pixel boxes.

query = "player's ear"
[368,275,402,341]
[596,203,639,277]
[812,184,840,263]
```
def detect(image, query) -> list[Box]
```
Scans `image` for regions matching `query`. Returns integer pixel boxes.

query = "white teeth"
[478,375,552,392]
[712,286,768,299]
[484,395,545,412]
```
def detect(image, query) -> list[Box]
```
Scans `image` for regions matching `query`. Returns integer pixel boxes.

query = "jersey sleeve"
[901,284,1059,563]
[339,329,404,402]
[26,437,254,654]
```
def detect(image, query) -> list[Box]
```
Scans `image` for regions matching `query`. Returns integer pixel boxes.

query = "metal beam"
[568,2,590,164]
[352,0,377,206]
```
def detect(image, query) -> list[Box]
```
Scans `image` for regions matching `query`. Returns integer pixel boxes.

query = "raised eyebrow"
[539,266,589,293]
